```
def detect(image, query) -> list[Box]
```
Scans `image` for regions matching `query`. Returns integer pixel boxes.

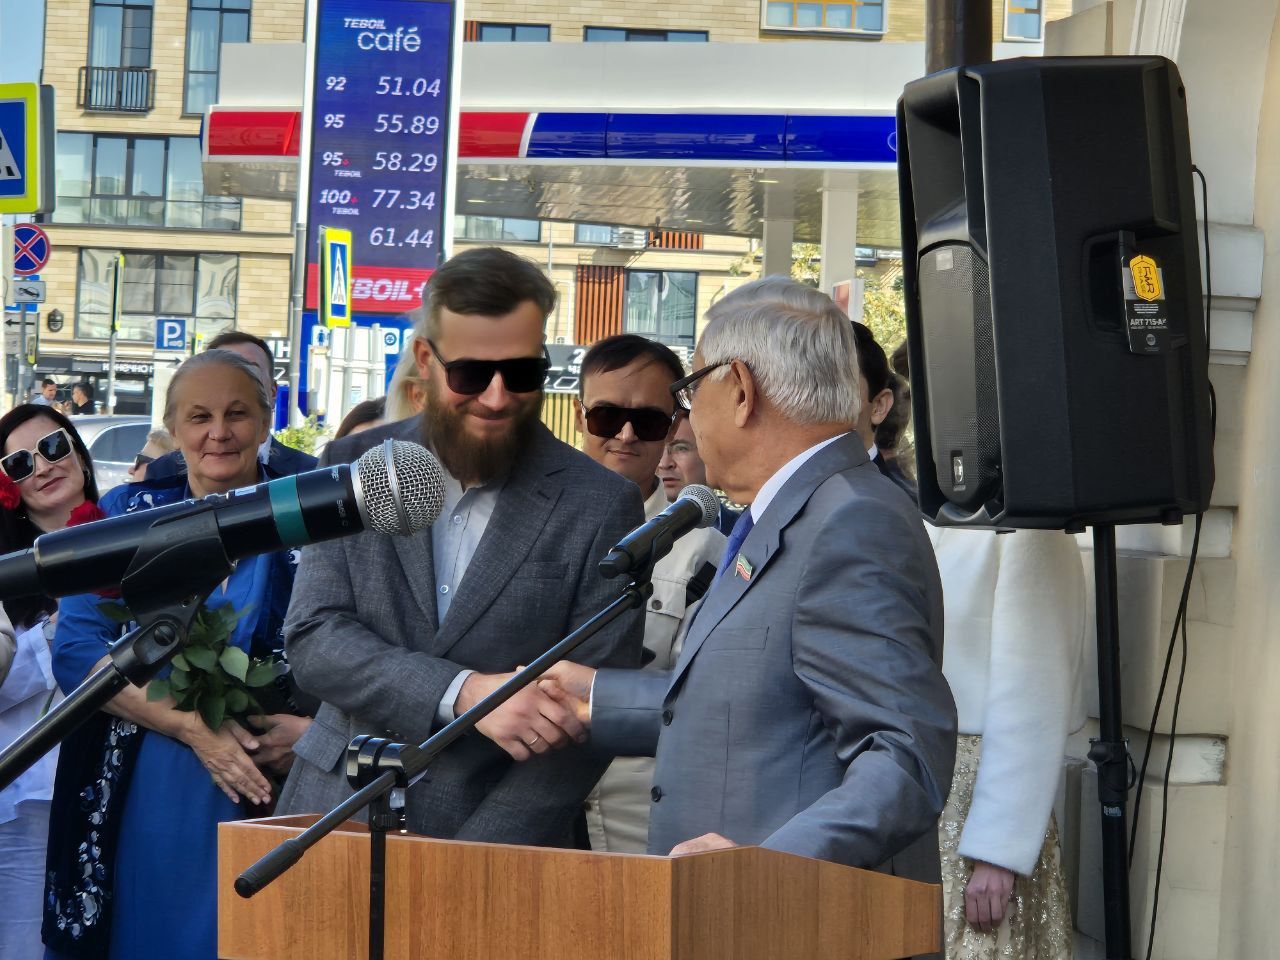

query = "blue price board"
[308,0,456,316]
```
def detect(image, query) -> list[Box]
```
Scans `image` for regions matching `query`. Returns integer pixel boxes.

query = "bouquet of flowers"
[99,601,286,731]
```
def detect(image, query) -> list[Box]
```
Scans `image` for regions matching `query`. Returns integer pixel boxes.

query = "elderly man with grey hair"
[544,277,956,944]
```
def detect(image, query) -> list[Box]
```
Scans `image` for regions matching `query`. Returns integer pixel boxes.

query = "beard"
[421,381,543,485]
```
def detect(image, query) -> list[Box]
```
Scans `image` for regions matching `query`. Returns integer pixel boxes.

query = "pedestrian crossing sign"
[320,226,352,328]
[0,83,55,214]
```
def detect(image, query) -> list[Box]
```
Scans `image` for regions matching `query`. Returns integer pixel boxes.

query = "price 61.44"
[369,227,435,248]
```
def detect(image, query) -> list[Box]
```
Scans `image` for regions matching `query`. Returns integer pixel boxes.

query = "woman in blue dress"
[44,349,308,959]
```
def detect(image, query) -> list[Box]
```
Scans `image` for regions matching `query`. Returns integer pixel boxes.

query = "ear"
[730,360,757,429]
[869,387,895,428]
[573,399,586,436]
[412,336,433,381]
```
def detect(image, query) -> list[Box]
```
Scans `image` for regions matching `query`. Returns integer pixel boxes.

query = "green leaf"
[226,688,249,714]
[245,661,282,688]
[199,695,226,732]
[174,687,200,709]
[185,647,218,673]
[171,652,190,671]
[168,669,191,692]
[219,646,250,683]
[97,603,134,625]
[146,678,170,702]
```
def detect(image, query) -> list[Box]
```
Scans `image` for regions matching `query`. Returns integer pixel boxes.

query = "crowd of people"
[0,246,1086,960]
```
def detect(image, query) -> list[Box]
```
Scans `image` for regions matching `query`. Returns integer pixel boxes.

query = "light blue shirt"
[432,467,501,723]
[749,433,849,523]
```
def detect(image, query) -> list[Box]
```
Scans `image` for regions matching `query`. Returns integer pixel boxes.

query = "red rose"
[0,473,20,511]
[67,501,108,527]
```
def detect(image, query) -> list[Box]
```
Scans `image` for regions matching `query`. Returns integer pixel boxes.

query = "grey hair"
[163,349,273,433]
[384,342,425,421]
[698,276,861,425]
[145,428,176,453]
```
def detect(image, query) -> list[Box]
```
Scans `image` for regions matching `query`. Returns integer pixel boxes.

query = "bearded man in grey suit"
[277,248,645,847]
[544,277,957,895]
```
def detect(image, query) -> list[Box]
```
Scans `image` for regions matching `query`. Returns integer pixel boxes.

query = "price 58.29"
[371,151,438,173]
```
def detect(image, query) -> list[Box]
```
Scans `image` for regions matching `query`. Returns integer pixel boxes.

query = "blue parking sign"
[156,316,187,351]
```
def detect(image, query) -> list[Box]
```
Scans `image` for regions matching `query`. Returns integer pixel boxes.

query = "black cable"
[1131,165,1213,959]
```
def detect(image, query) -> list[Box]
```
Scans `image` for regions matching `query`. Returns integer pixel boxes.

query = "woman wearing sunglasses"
[44,350,305,960]
[0,404,99,958]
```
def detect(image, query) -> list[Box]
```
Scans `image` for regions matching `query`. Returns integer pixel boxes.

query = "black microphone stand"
[235,567,655,960]
[0,505,236,789]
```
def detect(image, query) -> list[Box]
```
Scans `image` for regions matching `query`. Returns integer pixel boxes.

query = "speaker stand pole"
[1088,523,1133,960]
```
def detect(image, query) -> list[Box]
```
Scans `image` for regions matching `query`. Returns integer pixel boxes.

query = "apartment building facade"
[22,0,1065,413]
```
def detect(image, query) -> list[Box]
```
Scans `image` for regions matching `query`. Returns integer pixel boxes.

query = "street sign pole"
[106,253,124,414]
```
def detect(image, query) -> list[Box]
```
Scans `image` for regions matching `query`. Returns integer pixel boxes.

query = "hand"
[247,714,312,777]
[179,713,273,806]
[537,661,597,726]
[965,860,1016,932]
[456,670,587,762]
[669,833,737,856]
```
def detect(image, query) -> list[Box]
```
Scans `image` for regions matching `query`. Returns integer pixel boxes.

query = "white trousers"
[0,800,51,960]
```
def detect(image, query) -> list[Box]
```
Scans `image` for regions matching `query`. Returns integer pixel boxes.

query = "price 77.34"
[371,188,436,210]
[371,151,438,172]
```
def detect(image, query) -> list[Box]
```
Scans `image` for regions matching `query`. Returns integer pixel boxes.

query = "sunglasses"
[131,453,156,471]
[1,428,75,483]
[579,402,677,442]
[426,339,550,395]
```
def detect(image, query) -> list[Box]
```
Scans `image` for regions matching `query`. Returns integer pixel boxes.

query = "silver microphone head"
[351,439,445,536]
[677,484,721,529]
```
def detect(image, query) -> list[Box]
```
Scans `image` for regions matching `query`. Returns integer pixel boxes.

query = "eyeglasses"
[426,339,550,395]
[669,360,733,411]
[579,402,677,442]
[1,428,75,483]
[131,453,156,471]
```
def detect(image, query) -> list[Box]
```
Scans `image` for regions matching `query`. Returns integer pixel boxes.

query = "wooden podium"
[219,815,940,960]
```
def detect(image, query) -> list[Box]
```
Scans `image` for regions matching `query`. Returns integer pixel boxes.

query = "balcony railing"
[78,66,156,113]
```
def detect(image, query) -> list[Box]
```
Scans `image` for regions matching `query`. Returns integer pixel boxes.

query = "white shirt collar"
[642,480,669,521]
[749,433,848,523]
[258,435,272,464]
[867,442,879,461]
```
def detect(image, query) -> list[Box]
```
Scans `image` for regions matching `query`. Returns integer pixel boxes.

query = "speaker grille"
[919,245,1001,513]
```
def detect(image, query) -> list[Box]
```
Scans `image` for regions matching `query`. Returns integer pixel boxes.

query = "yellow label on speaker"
[1129,254,1163,302]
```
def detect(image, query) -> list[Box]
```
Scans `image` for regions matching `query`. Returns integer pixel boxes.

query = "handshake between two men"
[453,662,734,857]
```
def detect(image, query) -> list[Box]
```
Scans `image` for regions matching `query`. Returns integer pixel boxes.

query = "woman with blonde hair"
[45,350,306,959]
[384,342,425,421]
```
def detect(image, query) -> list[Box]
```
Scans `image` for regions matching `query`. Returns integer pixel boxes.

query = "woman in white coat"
[930,525,1086,959]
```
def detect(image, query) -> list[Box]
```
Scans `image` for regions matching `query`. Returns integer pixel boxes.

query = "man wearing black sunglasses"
[279,247,646,853]
[573,334,725,853]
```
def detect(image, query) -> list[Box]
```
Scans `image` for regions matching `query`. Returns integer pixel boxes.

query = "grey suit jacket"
[278,416,646,847]
[592,433,956,883]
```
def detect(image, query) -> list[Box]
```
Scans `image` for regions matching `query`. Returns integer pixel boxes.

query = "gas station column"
[819,171,860,296]
[761,183,796,278]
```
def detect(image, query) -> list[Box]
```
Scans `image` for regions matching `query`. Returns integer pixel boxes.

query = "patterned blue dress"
[44,473,298,959]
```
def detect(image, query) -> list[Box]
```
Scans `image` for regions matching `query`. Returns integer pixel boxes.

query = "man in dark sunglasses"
[572,333,725,854]
[279,247,645,854]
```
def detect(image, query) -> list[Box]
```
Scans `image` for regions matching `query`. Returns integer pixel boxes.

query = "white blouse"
[929,525,1087,876]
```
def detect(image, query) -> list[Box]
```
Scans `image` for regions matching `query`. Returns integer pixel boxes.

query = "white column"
[818,171,860,296]
[761,219,794,277]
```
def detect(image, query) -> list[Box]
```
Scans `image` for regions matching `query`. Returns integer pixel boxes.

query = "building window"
[584,27,708,42]
[624,271,697,347]
[52,133,242,230]
[89,0,154,68]
[76,249,239,342]
[454,215,541,242]
[575,223,617,245]
[185,0,251,115]
[762,0,884,33]
[1005,0,1042,40]
[476,22,550,41]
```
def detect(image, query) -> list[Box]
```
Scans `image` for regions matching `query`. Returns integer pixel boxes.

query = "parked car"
[72,415,153,493]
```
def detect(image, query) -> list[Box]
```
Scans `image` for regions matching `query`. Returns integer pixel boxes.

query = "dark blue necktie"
[715,509,756,583]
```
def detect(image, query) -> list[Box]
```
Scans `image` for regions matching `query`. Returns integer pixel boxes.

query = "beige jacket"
[583,482,726,853]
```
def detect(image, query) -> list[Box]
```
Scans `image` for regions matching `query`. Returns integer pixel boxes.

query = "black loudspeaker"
[897,56,1214,530]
